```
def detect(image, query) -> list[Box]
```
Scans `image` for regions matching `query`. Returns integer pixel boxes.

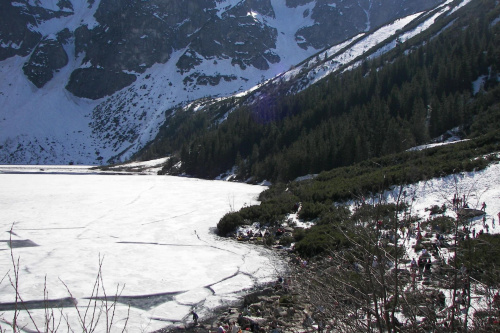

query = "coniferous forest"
[138,0,500,184]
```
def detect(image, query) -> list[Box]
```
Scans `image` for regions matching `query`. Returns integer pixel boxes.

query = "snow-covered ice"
[0,167,279,332]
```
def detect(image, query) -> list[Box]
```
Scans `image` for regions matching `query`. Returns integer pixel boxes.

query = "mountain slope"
[148,0,500,182]
[0,0,444,165]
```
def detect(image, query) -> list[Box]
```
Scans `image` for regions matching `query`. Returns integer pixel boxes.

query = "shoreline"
[156,247,308,333]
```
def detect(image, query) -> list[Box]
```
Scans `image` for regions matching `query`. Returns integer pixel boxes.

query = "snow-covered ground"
[380,161,500,232]
[0,167,279,332]
[376,160,500,325]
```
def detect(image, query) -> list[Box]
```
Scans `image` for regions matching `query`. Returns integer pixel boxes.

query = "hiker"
[411,269,417,290]
[317,320,325,333]
[303,313,314,329]
[494,292,500,308]
[237,313,244,326]
[283,278,290,293]
[230,321,240,333]
[192,311,199,325]
[242,306,251,316]
[463,277,470,294]
[418,257,425,277]
[481,202,486,211]
[410,258,417,270]
[454,292,463,311]
[424,259,431,273]
[433,239,440,251]
[437,291,446,307]
[217,323,226,333]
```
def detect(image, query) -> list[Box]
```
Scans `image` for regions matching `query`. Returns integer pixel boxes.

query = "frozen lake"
[0,167,280,332]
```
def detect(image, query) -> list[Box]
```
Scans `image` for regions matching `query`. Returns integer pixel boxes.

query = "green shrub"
[217,212,247,235]
[352,203,399,222]
[263,234,275,246]
[427,216,455,233]
[428,204,446,215]
[294,225,350,257]
[279,235,294,246]
[458,234,500,285]
[298,202,329,220]
[317,205,351,225]
[293,228,306,242]
[279,294,296,305]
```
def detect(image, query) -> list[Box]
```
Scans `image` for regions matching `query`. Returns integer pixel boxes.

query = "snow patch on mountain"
[36,0,101,33]
[0,48,101,164]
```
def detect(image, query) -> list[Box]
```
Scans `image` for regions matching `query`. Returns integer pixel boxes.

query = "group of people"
[274,276,291,293]
[432,233,447,251]
[191,311,245,333]
[217,321,244,333]
[452,194,468,210]
[236,229,264,241]
[410,255,432,277]
[453,276,472,313]
[191,310,265,332]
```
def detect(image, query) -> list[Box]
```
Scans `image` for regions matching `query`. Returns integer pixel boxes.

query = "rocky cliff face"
[0,0,445,165]
[22,35,69,88]
[292,0,441,49]
[2,0,444,95]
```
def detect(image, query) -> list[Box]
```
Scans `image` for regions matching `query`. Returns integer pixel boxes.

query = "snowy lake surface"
[0,167,280,332]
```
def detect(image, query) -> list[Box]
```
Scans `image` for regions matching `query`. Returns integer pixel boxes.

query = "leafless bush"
[1,227,130,333]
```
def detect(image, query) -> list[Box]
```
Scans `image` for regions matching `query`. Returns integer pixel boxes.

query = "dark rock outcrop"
[0,1,42,61]
[23,37,69,88]
[1,0,444,95]
[65,68,136,100]
[182,0,279,73]
[75,0,215,74]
